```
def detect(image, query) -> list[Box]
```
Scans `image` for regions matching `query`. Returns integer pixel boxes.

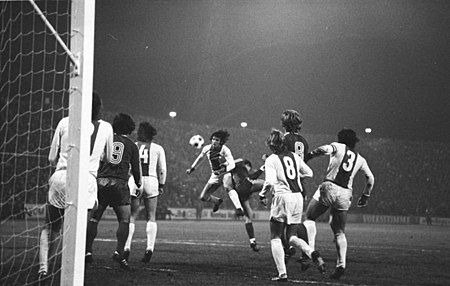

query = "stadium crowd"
[2,112,449,221]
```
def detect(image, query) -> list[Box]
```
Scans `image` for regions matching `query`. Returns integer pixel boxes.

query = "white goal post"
[62,0,96,285]
[0,0,96,285]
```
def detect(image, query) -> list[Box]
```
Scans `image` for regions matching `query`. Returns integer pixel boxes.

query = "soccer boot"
[112,251,131,270]
[112,251,120,261]
[329,266,345,279]
[297,252,311,271]
[123,249,130,261]
[141,250,153,263]
[38,271,49,285]
[284,247,296,264]
[85,252,93,264]
[271,273,288,282]
[212,198,223,212]
[311,250,326,274]
[250,241,260,252]
[235,208,245,217]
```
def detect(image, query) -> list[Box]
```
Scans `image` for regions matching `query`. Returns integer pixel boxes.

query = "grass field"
[1,219,450,285]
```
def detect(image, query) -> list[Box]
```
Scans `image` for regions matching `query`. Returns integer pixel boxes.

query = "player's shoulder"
[151,142,165,152]
[201,144,211,153]
[58,116,69,125]
[97,119,113,133]
[266,153,279,163]
[56,117,70,132]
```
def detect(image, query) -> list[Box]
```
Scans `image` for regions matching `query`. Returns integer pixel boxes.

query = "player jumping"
[186,129,244,215]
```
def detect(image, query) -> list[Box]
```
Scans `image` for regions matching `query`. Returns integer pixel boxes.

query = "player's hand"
[357,194,370,208]
[134,185,142,198]
[213,166,226,176]
[186,167,195,175]
[259,195,268,207]
[261,154,268,161]
[158,187,164,196]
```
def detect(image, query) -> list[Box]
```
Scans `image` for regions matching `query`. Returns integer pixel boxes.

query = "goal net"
[1,0,93,285]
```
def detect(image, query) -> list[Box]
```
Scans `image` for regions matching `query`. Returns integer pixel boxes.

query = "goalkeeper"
[301,128,375,279]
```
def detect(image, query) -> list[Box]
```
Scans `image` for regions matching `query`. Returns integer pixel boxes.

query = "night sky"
[93,0,450,142]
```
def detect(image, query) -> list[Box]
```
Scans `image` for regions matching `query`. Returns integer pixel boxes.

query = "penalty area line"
[286,278,369,286]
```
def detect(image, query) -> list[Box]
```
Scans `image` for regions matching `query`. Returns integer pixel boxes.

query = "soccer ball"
[189,135,204,149]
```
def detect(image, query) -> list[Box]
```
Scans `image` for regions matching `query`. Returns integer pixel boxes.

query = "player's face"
[245,164,251,172]
[211,136,221,147]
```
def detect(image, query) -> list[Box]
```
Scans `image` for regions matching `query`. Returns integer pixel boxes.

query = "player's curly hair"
[281,109,303,133]
[92,92,102,121]
[210,129,230,144]
[137,122,157,142]
[266,129,286,154]
[112,113,135,135]
[337,128,360,148]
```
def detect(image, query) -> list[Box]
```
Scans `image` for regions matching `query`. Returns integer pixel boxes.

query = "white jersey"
[199,143,235,173]
[48,117,70,170]
[261,151,313,197]
[136,141,166,184]
[88,119,114,177]
[319,142,373,190]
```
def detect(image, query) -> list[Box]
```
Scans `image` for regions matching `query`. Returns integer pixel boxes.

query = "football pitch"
[2,219,450,285]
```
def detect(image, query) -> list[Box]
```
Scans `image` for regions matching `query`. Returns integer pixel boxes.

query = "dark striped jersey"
[98,134,141,185]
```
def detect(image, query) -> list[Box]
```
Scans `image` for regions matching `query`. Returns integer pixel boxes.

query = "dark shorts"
[97,177,130,207]
[236,180,256,202]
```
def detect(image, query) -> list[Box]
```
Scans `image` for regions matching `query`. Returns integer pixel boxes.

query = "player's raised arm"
[186,148,205,174]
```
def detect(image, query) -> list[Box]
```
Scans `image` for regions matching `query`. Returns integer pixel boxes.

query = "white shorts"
[270,192,303,225]
[207,172,232,186]
[129,176,159,199]
[48,170,67,209]
[86,173,98,209]
[312,181,352,211]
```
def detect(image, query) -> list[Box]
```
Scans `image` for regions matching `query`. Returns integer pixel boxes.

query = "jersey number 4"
[139,145,149,164]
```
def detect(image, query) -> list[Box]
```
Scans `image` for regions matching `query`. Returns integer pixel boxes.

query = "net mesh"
[1,1,71,284]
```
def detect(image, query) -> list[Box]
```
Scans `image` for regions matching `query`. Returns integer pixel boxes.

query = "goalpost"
[0,0,95,285]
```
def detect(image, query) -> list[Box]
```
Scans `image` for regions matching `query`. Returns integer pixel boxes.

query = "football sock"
[335,233,347,268]
[227,189,243,210]
[39,228,49,273]
[124,222,135,251]
[303,219,316,250]
[245,222,255,240]
[289,236,313,258]
[117,222,129,256]
[271,238,286,276]
[146,221,157,252]
[85,221,98,253]
[297,224,308,243]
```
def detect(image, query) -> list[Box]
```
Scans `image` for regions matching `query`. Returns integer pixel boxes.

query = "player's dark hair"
[92,92,102,121]
[337,128,360,148]
[210,129,230,144]
[281,109,302,133]
[112,113,135,135]
[243,159,252,168]
[137,122,157,142]
[266,129,286,154]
